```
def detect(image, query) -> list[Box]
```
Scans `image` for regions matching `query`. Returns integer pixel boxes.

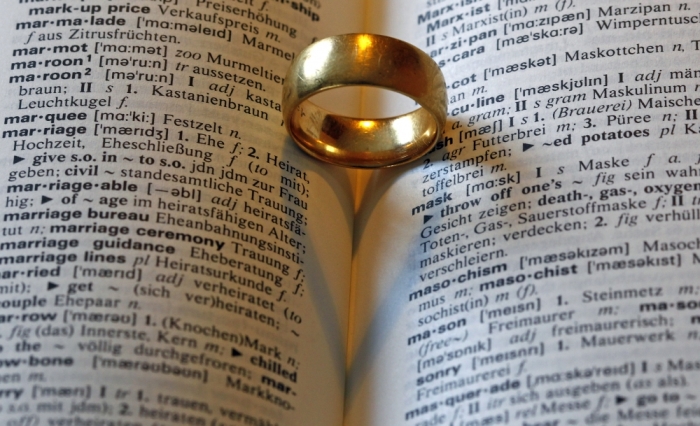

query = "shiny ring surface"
[282,34,447,168]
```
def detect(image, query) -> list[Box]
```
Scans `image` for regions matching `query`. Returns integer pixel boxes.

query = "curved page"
[348,0,700,425]
[0,1,361,425]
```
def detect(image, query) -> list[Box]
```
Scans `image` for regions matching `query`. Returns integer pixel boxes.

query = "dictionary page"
[0,0,362,425]
[347,0,700,424]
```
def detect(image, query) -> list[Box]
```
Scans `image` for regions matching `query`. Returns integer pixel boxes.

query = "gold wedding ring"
[282,34,447,168]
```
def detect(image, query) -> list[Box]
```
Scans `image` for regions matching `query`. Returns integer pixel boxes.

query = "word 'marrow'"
[231,348,242,357]
[423,215,433,224]
[47,282,59,291]
[13,156,24,164]
[523,143,534,152]
[41,196,52,204]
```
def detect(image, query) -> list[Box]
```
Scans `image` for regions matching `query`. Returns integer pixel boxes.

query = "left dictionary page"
[0,0,362,425]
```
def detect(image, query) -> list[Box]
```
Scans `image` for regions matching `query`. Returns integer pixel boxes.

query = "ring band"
[282,34,447,168]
